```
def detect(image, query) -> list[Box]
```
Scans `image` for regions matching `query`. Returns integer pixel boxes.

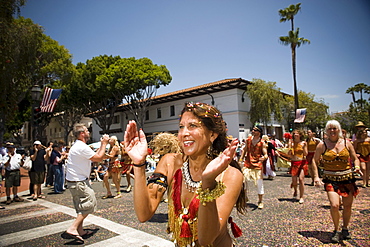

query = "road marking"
[0,198,174,246]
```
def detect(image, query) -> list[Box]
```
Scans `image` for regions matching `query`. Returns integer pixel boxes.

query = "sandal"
[114,193,122,199]
[102,194,113,199]
[81,229,94,239]
[61,231,84,244]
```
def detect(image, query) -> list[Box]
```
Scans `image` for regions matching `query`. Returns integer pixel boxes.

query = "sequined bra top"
[292,142,304,158]
[307,139,318,152]
[356,141,370,157]
[321,142,351,171]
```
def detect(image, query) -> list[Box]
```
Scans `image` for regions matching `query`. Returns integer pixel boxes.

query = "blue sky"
[21,0,370,113]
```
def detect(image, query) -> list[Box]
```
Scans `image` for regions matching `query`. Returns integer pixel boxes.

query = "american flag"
[294,108,307,123]
[40,87,62,112]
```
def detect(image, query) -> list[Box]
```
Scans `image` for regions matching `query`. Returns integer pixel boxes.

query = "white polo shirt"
[66,140,96,181]
[3,153,22,171]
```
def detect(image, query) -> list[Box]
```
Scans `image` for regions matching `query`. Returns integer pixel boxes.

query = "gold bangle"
[355,166,360,169]
[196,181,226,206]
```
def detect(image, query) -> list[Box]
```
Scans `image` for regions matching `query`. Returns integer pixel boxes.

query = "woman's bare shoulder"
[155,153,183,180]
[222,165,243,183]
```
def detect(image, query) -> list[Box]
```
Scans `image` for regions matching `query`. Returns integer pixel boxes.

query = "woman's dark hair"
[292,129,304,141]
[181,102,247,214]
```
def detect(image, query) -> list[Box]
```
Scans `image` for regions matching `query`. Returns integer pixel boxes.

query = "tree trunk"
[292,45,299,116]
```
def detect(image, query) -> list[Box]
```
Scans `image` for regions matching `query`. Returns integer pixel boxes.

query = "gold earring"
[206,145,213,159]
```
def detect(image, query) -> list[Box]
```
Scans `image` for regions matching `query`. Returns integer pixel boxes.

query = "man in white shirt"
[3,143,24,205]
[61,124,109,244]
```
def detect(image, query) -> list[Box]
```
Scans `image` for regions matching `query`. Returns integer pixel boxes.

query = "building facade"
[91,78,286,142]
[21,78,286,147]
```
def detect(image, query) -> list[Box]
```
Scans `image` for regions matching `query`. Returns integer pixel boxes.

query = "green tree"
[332,112,353,134]
[0,16,43,143]
[279,3,310,114]
[75,55,122,133]
[76,55,171,132]
[344,83,370,129]
[246,78,286,128]
[284,90,329,131]
[346,83,369,109]
[98,57,172,129]
[278,3,301,30]
[31,34,75,142]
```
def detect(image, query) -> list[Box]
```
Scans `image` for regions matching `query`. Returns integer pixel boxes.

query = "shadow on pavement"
[82,228,100,239]
[148,213,168,223]
[246,203,259,211]
[298,230,333,244]
[277,198,297,203]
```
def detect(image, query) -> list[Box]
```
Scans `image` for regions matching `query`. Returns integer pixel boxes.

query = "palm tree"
[346,86,357,105]
[279,28,310,113]
[279,3,301,31]
[279,3,310,115]
[354,83,368,109]
[347,83,369,109]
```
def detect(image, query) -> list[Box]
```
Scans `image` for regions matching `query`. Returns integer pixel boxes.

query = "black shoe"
[331,231,340,243]
[342,229,352,239]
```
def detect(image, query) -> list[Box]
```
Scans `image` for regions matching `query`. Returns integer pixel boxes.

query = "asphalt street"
[0,169,369,247]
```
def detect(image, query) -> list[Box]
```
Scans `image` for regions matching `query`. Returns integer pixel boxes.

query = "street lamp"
[31,85,41,141]
[31,85,41,101]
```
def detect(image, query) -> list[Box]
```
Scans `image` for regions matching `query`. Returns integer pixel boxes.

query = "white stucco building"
[91,78,286,142]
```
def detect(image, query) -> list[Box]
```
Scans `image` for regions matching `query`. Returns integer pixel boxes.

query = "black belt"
[8,169,20,172]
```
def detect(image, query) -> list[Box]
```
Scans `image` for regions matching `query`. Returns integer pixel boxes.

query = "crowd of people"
[1,103,369,245]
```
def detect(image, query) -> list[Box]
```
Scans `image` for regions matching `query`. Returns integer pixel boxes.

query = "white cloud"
[318,94,340,99]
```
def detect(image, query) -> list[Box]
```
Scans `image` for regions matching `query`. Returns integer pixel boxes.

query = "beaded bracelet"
[196,181,226,206]
[133,161,147,167]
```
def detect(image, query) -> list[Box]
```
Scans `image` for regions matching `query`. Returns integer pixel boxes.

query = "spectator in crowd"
[61,124,109,244]
[0,142,7,156]
[30,141,50,201]
[62,146,70,190]
[45,141,54,187]
[50,143,67,194]
[0,150,4,209]
[95,160,109,181]
[2,143,25,205]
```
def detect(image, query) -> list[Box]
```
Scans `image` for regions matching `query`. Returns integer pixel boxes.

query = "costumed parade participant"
[124,102,247,246]
[312,120,362,243]
[276,133,292,171]
[103,136,122,199]
[239,126,267,209]
[353,129,370,187]
[306,130,321,185]
[288,129,308,204]
[262,134,276,180]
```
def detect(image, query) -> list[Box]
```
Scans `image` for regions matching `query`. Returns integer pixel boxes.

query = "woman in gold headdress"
[124,102,247,246]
